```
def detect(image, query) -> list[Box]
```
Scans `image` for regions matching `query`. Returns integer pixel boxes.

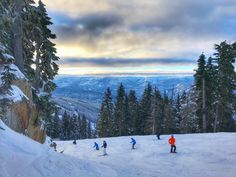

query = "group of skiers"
[91,134,176,156]
[50,134,177,155]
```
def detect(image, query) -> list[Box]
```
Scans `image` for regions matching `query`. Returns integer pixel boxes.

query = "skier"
[156,131,161,140]
[50,140,57,151]
[101,140,107,155]
[168,135,176,153]
[0,126,5,131]
[93,142,99,150]
[73,140,77,145]
[130,137,136,149]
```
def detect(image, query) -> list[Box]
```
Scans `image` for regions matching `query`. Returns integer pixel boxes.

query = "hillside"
[52,96,99,122]
[54,75,194,104]
[1,120,236,177]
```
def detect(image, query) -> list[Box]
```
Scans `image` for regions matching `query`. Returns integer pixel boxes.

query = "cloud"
[41,0,236,74]
[59,58,194,67]
[53,12,123,42]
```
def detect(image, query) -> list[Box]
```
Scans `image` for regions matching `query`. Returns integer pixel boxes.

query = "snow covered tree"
[0,0,16,95]
[174,94,182,133]
[97,88,114,137]
[0,1,16,118]
[179,89,199,133]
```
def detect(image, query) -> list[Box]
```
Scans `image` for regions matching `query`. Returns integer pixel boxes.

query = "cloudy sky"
[43,0,236,75]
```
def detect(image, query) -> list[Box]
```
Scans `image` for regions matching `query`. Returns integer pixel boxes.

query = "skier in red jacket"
[168,135,176,153]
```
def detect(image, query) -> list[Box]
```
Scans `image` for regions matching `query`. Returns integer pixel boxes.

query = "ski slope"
[1,120,236,177]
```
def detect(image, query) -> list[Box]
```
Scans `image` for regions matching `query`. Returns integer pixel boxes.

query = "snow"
[0,85,28,102]
[3,53,14,60]
[0,120,114,177]
[1,120,236,177]
[0,64,28,102]
[9,64,26,80]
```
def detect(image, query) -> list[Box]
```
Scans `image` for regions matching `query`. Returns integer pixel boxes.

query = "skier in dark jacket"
[130,138,136,149]
[101,140,107,155]
[50,139,57,151]
[156,131,161,140]
[93,142,99,150]
[73,140,77,145]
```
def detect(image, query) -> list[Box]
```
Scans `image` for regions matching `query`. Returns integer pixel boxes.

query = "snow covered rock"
[1,64,46,143]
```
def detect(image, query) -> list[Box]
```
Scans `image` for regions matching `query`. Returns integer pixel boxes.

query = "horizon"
[55,72,194,78]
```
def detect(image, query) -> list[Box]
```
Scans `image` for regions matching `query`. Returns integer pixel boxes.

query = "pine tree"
[194,53,207,132]
[29,1,59,129]
[81,115,87,139]
[87,120,92,139]
[123,94,130,135]
[60,111,70,140]
[33,0,59,94]
[69,114,77,140]
[128,90,139,135]
[205,57,218,132]
[174,94,182,133]
[22,3,37,81]
[139,83,153,134]
[162,92,176,134]
[214,41,236,131]
[97,88,114,137]
[113,83,126,136]
[151,88,164,134]
[45,110,60,138]
[0,0,16,95]
[74,115,81,139]
[179,89,199,133]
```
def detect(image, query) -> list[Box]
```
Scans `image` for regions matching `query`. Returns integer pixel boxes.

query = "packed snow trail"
[1,119,236,177]
[57,134,236,177]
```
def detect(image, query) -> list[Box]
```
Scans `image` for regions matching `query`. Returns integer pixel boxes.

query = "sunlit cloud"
[42,0,236,75]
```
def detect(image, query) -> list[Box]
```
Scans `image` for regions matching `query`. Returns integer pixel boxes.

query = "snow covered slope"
[57,133,236,177]
[0,120,113,177]
[1,119,236,177]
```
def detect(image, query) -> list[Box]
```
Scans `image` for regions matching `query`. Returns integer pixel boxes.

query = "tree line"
[46,111,95,140]
[96,41,236,137]
[0,1,58,127]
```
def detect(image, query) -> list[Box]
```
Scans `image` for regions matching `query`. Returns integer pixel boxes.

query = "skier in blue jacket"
[93,142,99,150]
[130,138,136,149]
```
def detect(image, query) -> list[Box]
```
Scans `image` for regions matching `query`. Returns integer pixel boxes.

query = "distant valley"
[53,75,194,122]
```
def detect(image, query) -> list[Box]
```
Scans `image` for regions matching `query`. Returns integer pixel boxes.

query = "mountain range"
[53,75,194,122]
